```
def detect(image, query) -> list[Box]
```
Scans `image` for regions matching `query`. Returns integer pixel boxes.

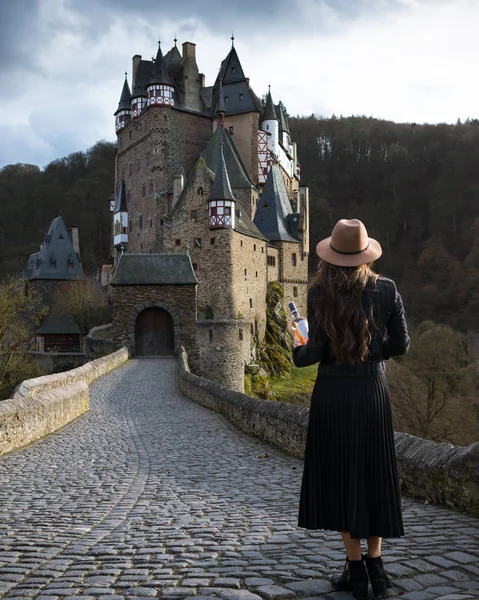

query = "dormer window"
[225,96,229,103]
[239,93,243,101]
[232,67,236,74]
[197,187,204,196]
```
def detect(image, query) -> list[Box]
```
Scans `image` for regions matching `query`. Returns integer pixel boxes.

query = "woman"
[293,219,409,600]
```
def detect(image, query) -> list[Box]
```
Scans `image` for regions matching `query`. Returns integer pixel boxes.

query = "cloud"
[0,0,478,168]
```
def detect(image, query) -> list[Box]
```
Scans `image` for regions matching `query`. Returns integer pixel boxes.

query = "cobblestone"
[0,359,478,600]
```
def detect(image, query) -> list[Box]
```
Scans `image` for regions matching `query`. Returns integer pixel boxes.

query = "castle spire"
[262,86,277,122]
[208,143,236,229]
[147,40,175,107]
[114,75,132,133]
[150,40,173,86]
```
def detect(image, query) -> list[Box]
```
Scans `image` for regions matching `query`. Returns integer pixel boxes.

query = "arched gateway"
[135,307,174,356]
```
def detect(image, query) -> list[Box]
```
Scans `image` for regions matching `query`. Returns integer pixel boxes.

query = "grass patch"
[270,363,318,406]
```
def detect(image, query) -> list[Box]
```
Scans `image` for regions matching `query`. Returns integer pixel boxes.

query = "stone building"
[108,38,310,391]
[21,216,84,352]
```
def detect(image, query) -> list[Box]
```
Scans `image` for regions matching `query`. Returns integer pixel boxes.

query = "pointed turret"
[262,87,277,122]
[253,165,298,242]
[131,58,151,118]
[261,86,279,159]
[114,74,132,133]
[147,41,175,107]
[208,143,236,229]
[113,180,129,255]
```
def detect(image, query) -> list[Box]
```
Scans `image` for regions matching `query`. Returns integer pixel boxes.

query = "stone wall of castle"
[196,320,247,392]
[110,285,198,367]
[116,107,212,253]
[230,233,268,343]
[279,241,309,317]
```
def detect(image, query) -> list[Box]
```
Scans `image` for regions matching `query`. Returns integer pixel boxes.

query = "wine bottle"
[288,301,309,344]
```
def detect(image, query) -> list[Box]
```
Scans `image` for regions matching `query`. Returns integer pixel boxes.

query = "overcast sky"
[1,0,478,169]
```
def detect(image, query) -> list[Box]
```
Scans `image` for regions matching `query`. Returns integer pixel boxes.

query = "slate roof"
[150,42,174,86]
[132,59,153,98]
[36,314,80,335]
[253,166,299,243]
[210,143,235,201]
[164,44,182,85]
[201,126,253,189]
[234,210,267,241]
[262,88,277,121]
[110,253,199,286]
[21,216,84,281]
[114,180,128,213]
[210,47,260,116]
[276,102,290,134]
[115,77,132,114]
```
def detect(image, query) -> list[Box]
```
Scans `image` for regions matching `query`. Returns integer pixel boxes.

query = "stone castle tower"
[108,38,310,392]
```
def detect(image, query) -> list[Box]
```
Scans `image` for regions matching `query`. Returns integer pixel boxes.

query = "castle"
[108,38,310,391]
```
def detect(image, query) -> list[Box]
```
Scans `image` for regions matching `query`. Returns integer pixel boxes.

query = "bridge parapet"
[0,348,130,455]
[177,346,479,518]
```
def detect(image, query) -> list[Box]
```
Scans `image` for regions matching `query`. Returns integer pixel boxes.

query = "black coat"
[292,276,410,373]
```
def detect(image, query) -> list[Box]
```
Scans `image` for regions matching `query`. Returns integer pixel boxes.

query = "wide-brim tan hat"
[316,219,382,267]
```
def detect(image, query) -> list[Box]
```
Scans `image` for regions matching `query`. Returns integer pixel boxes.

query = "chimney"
[69,226,80,258]
[132,54,141,90]
[182,42,196,59]
[172,174,184,210]
[199,73,205,88]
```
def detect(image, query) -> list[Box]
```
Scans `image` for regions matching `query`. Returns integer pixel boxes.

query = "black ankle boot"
[364,554,388,598]
[330,557,349,591]
[348,558,369,600]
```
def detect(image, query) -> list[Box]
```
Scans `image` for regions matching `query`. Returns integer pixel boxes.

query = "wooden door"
[135,308,174,356]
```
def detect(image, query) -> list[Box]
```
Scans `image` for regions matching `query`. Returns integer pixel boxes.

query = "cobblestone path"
[1,359,478,600]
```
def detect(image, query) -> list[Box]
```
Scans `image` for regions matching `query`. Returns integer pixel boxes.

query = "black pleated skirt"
[298,369,404,539]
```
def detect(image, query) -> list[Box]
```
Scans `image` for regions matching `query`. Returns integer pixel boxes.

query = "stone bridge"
[0,359,478,600]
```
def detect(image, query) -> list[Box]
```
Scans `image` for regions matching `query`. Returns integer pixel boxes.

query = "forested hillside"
[0,141,115,278]
[289,116,479,329]
[1,118,478,329]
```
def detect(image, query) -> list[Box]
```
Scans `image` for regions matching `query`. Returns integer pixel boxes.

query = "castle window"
[254,244,256,251]
[239,93,243,101]
[149,179,153,193]
[292,253,297,267]
[262,247,264,253]
[149,219,153,228]
[154,147,159,154]
[136,159,140,172]
[250,323,254,336]
[175,238,181,246]
[141,243,143,250]
[293,286,298,297]
[139,215,143,229]
[239,329,243,340]
[210,237,215,245]
[256,271,258,277]
[128,163,132,176]
[149,249,152,253]
[209,329,213,342]
[197,187,204,196]
[129,220,132,232]
[194,238,202,248]
[160,219,164,226]
[244,269,247,276]
[240,240,243,247]
[249,298,253,308]
[191,209,197,219]
[193,262,198,271]
[146,152,150,166]
[229,126,234,135]
[142,184,146,197]
[267,125,269,131]
[267,255,276,267]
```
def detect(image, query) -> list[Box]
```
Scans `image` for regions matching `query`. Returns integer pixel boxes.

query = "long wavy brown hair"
[310,262,379,365]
